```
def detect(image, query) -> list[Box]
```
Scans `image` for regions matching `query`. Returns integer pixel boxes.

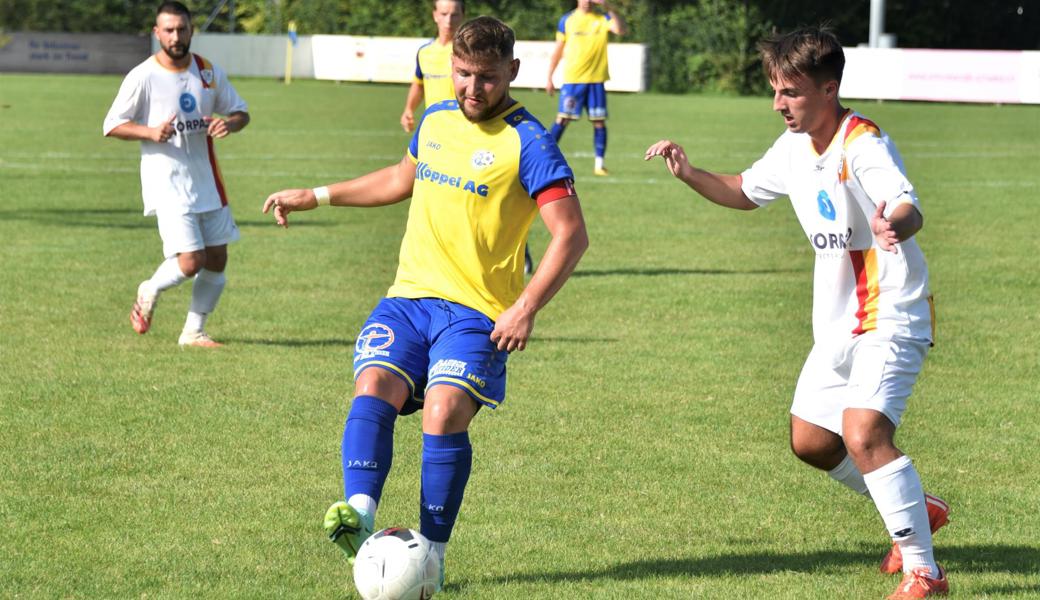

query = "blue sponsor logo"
[817,190,836,221]
[179,92,197,113]
[415,161,489,197]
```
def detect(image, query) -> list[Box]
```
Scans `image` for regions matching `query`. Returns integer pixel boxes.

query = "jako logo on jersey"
[179,92,197,112]
[809,227,852,250]
[415,161,489,197]
[345,460,379,470]
[817,190,837,221]
[471,150,495,169]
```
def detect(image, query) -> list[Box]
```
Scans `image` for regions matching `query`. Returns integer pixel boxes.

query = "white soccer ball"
[353,527,440,600]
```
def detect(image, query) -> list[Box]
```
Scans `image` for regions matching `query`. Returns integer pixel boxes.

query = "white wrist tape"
[313,186,331,206]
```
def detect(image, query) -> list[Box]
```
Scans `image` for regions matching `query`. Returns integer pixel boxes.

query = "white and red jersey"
[103,54,248,216]
[740,110,932,344]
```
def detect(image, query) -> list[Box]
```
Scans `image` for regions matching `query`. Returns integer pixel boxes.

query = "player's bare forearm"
[872,201,922,252]
[602,2,628,35]
[326,156,416,208]
[683,169,757,211]
[524,196,589,311]
[223,111,249,133]
[105,120,163,142]
[491,196,588,352]
[263,156,415,227]
[401,83,423,131]
[546,41,565,92]
[645,140,757,211]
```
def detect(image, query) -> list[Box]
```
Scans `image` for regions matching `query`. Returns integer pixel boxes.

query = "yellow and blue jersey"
[387,100,573,320]
[414,39,456,106]
[557,10,612,83]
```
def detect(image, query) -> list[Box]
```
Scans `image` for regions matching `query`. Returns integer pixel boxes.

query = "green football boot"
[323,501,374,565]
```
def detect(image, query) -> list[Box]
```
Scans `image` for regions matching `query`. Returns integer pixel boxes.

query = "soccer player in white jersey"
[103,1,250,347]
[646,27,949,599]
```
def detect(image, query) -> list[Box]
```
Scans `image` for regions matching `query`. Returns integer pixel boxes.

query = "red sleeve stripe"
[534,179,576,207]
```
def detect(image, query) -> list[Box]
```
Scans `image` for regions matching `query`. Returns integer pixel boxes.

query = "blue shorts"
[557,83,608,121]
[353,297,509,414]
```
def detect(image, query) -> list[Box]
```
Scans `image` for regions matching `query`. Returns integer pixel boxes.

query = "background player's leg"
[593,121,608,174]
[551,117,569,142]
[182,245,227,343]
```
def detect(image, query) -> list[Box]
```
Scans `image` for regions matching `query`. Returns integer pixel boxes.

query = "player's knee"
[204,246,228,272]
[841,429,894,464]
[790,435,843,470]
[354,368,409,410]
[177,251,205,277]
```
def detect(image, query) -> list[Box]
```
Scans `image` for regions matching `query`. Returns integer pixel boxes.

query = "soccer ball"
[353,527,440,600]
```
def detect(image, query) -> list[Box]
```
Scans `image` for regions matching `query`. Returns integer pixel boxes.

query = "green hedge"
[3,0,1038,94]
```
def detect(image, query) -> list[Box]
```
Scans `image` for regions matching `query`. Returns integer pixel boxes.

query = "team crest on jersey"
[356,323,394,358]
[471,150,495,170]
[200,68,214,86]
[179,92,197,113]
[817,190,837,221]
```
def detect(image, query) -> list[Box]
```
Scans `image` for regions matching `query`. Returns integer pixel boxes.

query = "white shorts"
[155,206,240,258]
[790,331,929,435]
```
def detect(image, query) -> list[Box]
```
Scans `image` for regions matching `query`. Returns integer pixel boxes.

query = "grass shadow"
[571,267,801,278]
[472,543,1040,586]
[0,208,336,230]
[221,337,355,347]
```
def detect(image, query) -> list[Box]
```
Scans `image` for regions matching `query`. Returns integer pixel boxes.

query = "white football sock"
[145,257,190,295]
[183,269,225,332]
[347,494,378,520]
[594,156,605,170]
[863,455,938,575]
[430,541,446,562]
[827,454,871,496]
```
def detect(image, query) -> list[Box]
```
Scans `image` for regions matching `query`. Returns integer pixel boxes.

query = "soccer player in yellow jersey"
[264,16,588,590]
[547,0,627,175]
[400,0,464,133]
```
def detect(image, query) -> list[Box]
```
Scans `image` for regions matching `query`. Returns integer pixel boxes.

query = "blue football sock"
[594,126,607,159]
[342,395,397,503]
[550,121,566,143]
[419,431,472,543]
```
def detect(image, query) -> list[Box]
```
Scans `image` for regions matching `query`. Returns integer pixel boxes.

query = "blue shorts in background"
[557,83,608,121]
[353,297,509,414]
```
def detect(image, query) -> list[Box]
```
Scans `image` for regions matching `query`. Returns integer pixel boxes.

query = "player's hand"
[262,188,318,228]
[871,201,900,253]
[490,301,535,352]
[152,113,177,143]
[644,139,694,182]
[400,111,415,133]
[545,80,556,96]
[206,116,230,138]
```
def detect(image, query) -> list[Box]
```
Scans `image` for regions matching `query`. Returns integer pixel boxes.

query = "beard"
[162,40,190,60]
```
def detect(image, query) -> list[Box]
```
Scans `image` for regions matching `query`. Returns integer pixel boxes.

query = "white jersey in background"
[103,54,248,216]
[740,110,933,344]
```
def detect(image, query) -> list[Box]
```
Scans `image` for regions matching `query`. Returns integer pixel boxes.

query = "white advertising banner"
[842,47,1040,104]
[312,35,646,92]
[0,32,148,74]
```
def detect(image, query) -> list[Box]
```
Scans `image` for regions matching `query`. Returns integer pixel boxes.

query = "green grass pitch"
[1,73,1038,599]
